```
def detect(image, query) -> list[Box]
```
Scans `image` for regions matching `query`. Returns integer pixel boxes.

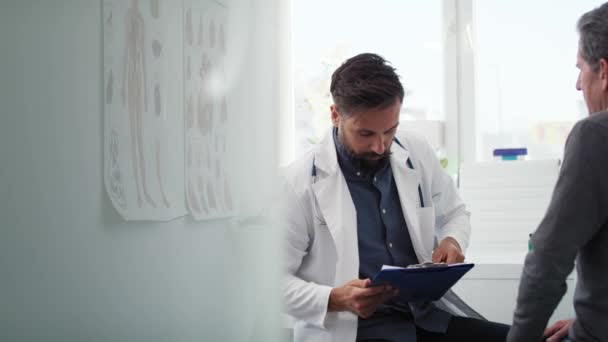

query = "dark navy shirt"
[334,132,418,284]
[333,129,450,341]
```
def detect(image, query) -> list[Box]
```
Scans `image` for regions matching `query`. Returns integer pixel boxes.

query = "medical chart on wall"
[184,0,236,220]
[103,0,186,221]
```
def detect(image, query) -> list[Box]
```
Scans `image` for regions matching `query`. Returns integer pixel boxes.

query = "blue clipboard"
[371,263,474,302]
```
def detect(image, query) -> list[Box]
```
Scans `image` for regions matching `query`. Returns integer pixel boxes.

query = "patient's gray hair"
[578,2,608,70]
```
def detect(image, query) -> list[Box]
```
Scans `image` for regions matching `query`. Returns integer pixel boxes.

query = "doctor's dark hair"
[578,2,608,71]
[330,53,404,115]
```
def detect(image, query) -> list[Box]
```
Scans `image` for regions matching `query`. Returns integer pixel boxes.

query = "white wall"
[0,1,285,341]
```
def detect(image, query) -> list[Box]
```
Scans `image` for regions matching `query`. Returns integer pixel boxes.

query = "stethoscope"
[311,137,425,208]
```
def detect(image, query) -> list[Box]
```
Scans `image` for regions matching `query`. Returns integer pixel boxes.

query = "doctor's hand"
[544,319,573,342]
[432,237,465,264]
[328,278,398,319]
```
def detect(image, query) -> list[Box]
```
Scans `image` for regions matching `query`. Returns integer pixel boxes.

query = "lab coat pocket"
[294,324,330,342]
[416,206,436,262]
[313,213,327,227]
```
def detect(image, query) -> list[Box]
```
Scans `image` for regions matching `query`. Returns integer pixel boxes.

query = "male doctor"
[281,53,509,342]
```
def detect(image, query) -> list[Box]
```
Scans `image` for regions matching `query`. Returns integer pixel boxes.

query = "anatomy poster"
[103,0,186,221]
[184,0,236,220]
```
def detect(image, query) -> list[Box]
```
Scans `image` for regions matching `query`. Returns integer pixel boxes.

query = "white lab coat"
[281,130,471,342]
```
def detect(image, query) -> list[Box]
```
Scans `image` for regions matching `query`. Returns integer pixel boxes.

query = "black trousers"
[417,316,509,342]
[359,316,510,342]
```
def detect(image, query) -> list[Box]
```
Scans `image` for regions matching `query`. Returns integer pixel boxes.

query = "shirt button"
[382,209,387,214]
[374,177,377,182]
[356,172,361,176]
[389,242,393,248]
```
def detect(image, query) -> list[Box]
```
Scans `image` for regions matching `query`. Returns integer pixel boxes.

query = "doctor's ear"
[330,105,340,127]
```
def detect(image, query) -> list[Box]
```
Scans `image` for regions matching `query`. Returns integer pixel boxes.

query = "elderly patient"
[508,3,608,342]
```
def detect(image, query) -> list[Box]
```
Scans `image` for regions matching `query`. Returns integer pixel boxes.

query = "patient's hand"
[432,237,464,264]
[328,278,398,319]
[544,319,573,342]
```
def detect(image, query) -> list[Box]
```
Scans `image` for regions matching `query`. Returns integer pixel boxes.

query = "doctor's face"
[331,98,401,162]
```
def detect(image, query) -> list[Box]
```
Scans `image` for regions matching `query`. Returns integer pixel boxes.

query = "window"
[290,0,605,263]
[473,0,602,161]
[293,0,444,157]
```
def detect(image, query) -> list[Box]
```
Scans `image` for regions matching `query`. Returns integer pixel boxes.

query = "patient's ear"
[600,58,608,91]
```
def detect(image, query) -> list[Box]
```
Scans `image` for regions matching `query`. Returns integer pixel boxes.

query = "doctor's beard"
[336,127,392,172]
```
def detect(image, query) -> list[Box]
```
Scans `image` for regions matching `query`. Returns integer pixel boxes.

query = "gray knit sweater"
[507,112,608,341]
